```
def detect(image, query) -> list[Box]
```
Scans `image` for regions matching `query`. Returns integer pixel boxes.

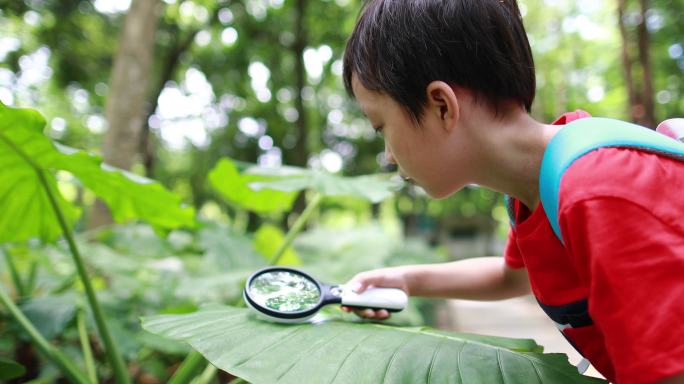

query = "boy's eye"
[373,125,384,135]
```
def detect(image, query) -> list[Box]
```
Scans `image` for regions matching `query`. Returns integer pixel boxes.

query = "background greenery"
[0,0,682,382]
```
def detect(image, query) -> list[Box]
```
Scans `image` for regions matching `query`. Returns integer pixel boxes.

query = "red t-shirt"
[504,111,684,384]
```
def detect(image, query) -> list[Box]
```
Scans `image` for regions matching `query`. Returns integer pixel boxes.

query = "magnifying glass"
[243,266,408,323]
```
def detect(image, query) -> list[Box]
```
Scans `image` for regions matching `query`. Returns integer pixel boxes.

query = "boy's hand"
[341,266,411,320]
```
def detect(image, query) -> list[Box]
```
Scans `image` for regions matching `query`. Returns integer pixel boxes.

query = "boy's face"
[352,75,469,198]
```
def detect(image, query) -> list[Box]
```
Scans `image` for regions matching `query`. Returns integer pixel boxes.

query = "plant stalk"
[191,363,217,384]
[26,260,38,296]
[77,308,98,383]
[3,247,26,297]
[0,285,90,384]
[168,350,206,384]
[36,169,131,384]
[269,192,322,265]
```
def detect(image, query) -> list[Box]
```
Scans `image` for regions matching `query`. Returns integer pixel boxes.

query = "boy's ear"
[425,81,459,131]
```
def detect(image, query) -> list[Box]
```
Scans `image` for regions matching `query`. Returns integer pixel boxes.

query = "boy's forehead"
[351,75,384,110]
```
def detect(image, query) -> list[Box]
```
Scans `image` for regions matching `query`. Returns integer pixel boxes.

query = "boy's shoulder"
[559,146,684,226]
[546,111,684,228]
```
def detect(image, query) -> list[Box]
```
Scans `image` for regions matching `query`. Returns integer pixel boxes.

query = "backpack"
[540,117,684,244]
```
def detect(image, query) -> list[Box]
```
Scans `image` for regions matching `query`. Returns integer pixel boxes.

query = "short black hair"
[343,0,536,121]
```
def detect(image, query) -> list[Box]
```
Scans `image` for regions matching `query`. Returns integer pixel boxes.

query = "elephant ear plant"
[0,101,195,383]
[141,159,607,383]
[142,306,606,384]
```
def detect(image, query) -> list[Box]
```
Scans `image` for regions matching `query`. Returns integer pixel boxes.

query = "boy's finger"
[355,308,376,318]
[375,309,390,319]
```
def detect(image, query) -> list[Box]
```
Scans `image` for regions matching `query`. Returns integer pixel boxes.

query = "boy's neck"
[465,109,560,211]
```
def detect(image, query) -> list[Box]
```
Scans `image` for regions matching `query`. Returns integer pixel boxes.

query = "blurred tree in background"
[0,0,682,240]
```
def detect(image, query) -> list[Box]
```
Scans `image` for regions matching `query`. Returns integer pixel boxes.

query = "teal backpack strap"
[540,117,684,245]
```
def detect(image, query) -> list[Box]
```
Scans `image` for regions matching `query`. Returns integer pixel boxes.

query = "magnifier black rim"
[244,266,324,320]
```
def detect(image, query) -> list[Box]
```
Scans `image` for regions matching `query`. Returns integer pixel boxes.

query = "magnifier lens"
[248,270,320,313]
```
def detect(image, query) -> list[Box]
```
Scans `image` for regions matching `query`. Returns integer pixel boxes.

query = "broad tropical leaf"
[0,104,79,242]
[21,294,78,339]
[0,357,25,380]
[0,102,195,243]
[248,168,402,203]
[208,158,298,213]
[142,305,606,384]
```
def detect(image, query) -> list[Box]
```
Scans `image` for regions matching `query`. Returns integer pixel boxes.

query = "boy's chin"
[423,184,461,200]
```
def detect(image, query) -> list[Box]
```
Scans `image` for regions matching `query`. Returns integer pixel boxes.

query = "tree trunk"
[285,0,310,220]
[617,0,639,122]
[636,0,655,128]
[88,0,164,229]
[291,0,309,168]
[140,5,223,178]
[140,27,199,178]
[616,0,656,127]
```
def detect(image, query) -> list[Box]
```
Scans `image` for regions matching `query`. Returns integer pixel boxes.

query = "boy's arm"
[348,257,530,301]
[403,257,530,300]
[344,257,530,319]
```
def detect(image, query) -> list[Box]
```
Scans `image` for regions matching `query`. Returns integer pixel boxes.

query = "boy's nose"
[384,145,396,165]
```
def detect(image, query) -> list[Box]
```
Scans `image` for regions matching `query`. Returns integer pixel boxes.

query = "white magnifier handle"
[340,287,408,311]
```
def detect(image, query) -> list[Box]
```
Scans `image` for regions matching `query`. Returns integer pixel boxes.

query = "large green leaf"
[210,158,402,206]
[0,357,26,380]
[208,158,299,213]
[247,167,402,203]
[0,104,80,243]
[0,102,195,243]
[142,305,606,384]
[21,294,78,339]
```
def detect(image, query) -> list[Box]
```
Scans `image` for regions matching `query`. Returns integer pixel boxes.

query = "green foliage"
[8,1,677,379]
[142,305,606,384]
[0,357,26,380]
[21,294,78,339]
[254,224,301,265]
[249,170,402,203]
[0,102,195,243]
[208,158,298,213]
[0,103,80,242]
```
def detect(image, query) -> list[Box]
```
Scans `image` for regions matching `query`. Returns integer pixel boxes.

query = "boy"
[340,1,684,383]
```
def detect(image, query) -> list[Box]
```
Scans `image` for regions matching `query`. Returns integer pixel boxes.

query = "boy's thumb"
[349,281,366,293]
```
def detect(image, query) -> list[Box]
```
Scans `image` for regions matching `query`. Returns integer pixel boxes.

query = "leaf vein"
[234,326,307,368]
[426,337,445,384]
[497,348,507,384]
[456,340,468,384]
[329,332,374,384]
[382,332,417,384]
[277,328,347,381]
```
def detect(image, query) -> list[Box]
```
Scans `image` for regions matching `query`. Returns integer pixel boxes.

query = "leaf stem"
[0,285,90,384]
[36,169,131,384]
[2,247,26,297]
[77,307,98,384]
[269,193,322,266]
[190,363,217,384]
[168,350,206,384]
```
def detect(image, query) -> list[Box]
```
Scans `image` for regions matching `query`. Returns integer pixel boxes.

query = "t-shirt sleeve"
[560,197,684,384]
[503,228,525,269]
